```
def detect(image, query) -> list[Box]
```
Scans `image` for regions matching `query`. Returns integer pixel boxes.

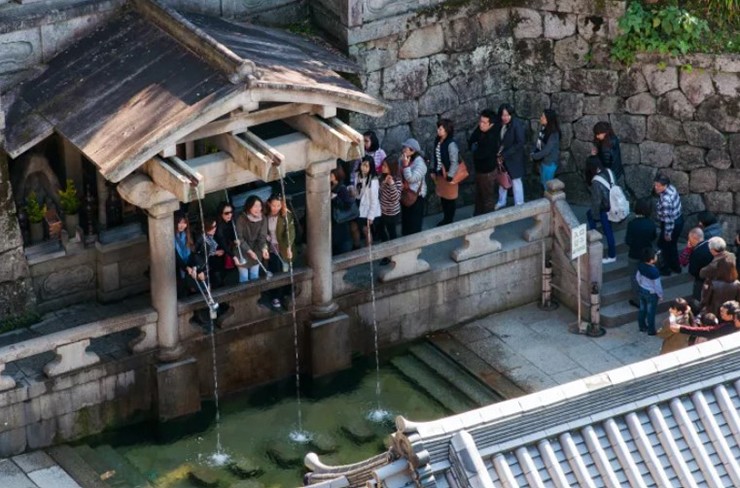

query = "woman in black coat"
[494,103,526,210]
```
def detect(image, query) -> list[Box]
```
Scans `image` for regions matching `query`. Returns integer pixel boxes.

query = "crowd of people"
[174,192,296,323]
[170,103,740,348]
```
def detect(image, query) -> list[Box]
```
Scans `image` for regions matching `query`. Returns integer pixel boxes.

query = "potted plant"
[58,179,81,237]
[25,192,46,244]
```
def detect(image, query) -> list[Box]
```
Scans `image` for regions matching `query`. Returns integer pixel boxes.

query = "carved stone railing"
[548,179,603,321]
[0,309,158,392]
[332,198,551,294]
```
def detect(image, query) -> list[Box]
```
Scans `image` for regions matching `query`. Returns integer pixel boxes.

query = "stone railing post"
[305,158,338,319]
[44,339,100,377]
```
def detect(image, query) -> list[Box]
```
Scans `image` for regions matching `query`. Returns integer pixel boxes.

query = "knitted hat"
[402,138,421,154]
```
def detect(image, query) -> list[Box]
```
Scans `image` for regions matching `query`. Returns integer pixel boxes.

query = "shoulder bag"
[493,156,513,190]
[333,200,359,224]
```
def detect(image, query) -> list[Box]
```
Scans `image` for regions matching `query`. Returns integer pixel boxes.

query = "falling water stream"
[365,221,390,423]
[194,189,229,465]
[278,170,312,444]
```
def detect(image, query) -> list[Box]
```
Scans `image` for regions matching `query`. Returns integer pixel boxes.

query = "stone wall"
[343,0,740,238]
[0,143,35,321]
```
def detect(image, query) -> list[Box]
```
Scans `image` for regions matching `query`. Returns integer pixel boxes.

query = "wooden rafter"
[142,156,204,202]
[284,115,362,160]
[212,132,284,182]
[177,103,326,144]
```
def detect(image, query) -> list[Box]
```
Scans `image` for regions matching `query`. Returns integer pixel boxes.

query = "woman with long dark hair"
[215,200,239,285]
[592,121,623,183]
[432,118,460,226]
[494,103,526,210]
[399,138,427,236]
[331,168,355,255]
[531,109,560,191]
[363,130,387,175]
[174,211,206,297]
[263,193,296,310]
[235,196,269,283]
[354,156,380,246]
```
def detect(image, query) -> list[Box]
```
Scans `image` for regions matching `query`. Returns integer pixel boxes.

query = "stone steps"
[389,355,477,414]
[407,343,501,407]
[601,272,690,307]
[601,277,693,328]
[46,445,109,488]
[72,445,151,488]
[426,331,527,400]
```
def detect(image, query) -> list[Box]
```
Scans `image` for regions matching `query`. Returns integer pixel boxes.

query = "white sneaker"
[494,203,506,211]
[602,257,617,264]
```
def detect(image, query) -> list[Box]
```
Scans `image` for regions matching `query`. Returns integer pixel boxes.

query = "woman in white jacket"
[355,156,381,246]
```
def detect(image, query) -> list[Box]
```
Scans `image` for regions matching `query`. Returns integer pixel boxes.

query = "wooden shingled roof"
[2,0,385,183]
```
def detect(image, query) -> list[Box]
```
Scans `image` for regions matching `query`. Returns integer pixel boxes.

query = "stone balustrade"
[0,309,157,392]
[332,198,551,288]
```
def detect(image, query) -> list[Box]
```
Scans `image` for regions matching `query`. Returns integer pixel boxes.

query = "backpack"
[593,169,629,222]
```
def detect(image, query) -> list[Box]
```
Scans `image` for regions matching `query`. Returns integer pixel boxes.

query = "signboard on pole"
[571,224,587,260]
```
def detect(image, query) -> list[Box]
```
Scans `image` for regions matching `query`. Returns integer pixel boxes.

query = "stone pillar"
[62,138,83,192]
[305,159,338,318]
[147,202,183,362]
[96,172,108,230]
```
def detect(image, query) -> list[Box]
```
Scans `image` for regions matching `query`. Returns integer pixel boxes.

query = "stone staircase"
[599,229,693,328]
[48,444,152,488]
[390,342,503,413]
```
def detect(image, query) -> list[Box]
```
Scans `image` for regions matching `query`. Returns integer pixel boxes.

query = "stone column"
[96,172,108,230]
[147,202,183,362]
[305,159,338,318]
[62,139,83,192]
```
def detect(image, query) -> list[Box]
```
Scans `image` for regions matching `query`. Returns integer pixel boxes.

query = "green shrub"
[58,179,81,215]
[612,3,709,63]
[25,192,47,224]
[0,310,41,335]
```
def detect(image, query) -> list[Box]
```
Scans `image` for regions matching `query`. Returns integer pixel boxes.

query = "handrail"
[0,309,156,364]
[332,198,551,271]
[0,309,158,391]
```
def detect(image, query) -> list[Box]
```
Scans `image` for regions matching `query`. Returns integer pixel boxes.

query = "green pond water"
[103,347,475,487]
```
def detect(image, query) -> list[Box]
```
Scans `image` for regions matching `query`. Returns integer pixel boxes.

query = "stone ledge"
[0,0,124,35]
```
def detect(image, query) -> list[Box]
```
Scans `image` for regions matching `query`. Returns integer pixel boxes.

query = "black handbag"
[333,201,359,224]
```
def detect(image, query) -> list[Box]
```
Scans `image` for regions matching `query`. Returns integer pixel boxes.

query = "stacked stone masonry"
[344,0,740,238]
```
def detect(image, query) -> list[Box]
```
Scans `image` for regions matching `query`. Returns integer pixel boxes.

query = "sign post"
[567,224,604,336]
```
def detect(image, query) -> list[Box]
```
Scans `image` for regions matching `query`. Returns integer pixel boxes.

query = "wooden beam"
[142,157,203,202]
[176,133,334,201]
[284,114,355,159]
[212,133,282,182]
[177,103,322,143]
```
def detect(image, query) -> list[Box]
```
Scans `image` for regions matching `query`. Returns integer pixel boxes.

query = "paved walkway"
[445,302,660,394]
[0,452,81,488]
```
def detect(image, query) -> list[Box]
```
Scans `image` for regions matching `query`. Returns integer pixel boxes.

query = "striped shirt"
[380,175,402,216]
[656,184,682,235]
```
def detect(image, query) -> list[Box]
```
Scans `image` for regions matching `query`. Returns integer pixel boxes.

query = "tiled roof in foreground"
[306,333,740,487]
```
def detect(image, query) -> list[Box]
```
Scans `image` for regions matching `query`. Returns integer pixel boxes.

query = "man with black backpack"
[654,174,684,276]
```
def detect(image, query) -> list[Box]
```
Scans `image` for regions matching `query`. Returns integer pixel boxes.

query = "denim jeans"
[497,178,524,206]
[638,288,659,334]
[540,162,557,191]
[586,209,616,258]
[238,264,260,282]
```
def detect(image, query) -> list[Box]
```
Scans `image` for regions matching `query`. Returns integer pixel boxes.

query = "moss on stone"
[416,0,522,20]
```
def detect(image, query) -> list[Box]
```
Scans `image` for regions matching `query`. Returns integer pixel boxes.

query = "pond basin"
[79,342,495,487]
